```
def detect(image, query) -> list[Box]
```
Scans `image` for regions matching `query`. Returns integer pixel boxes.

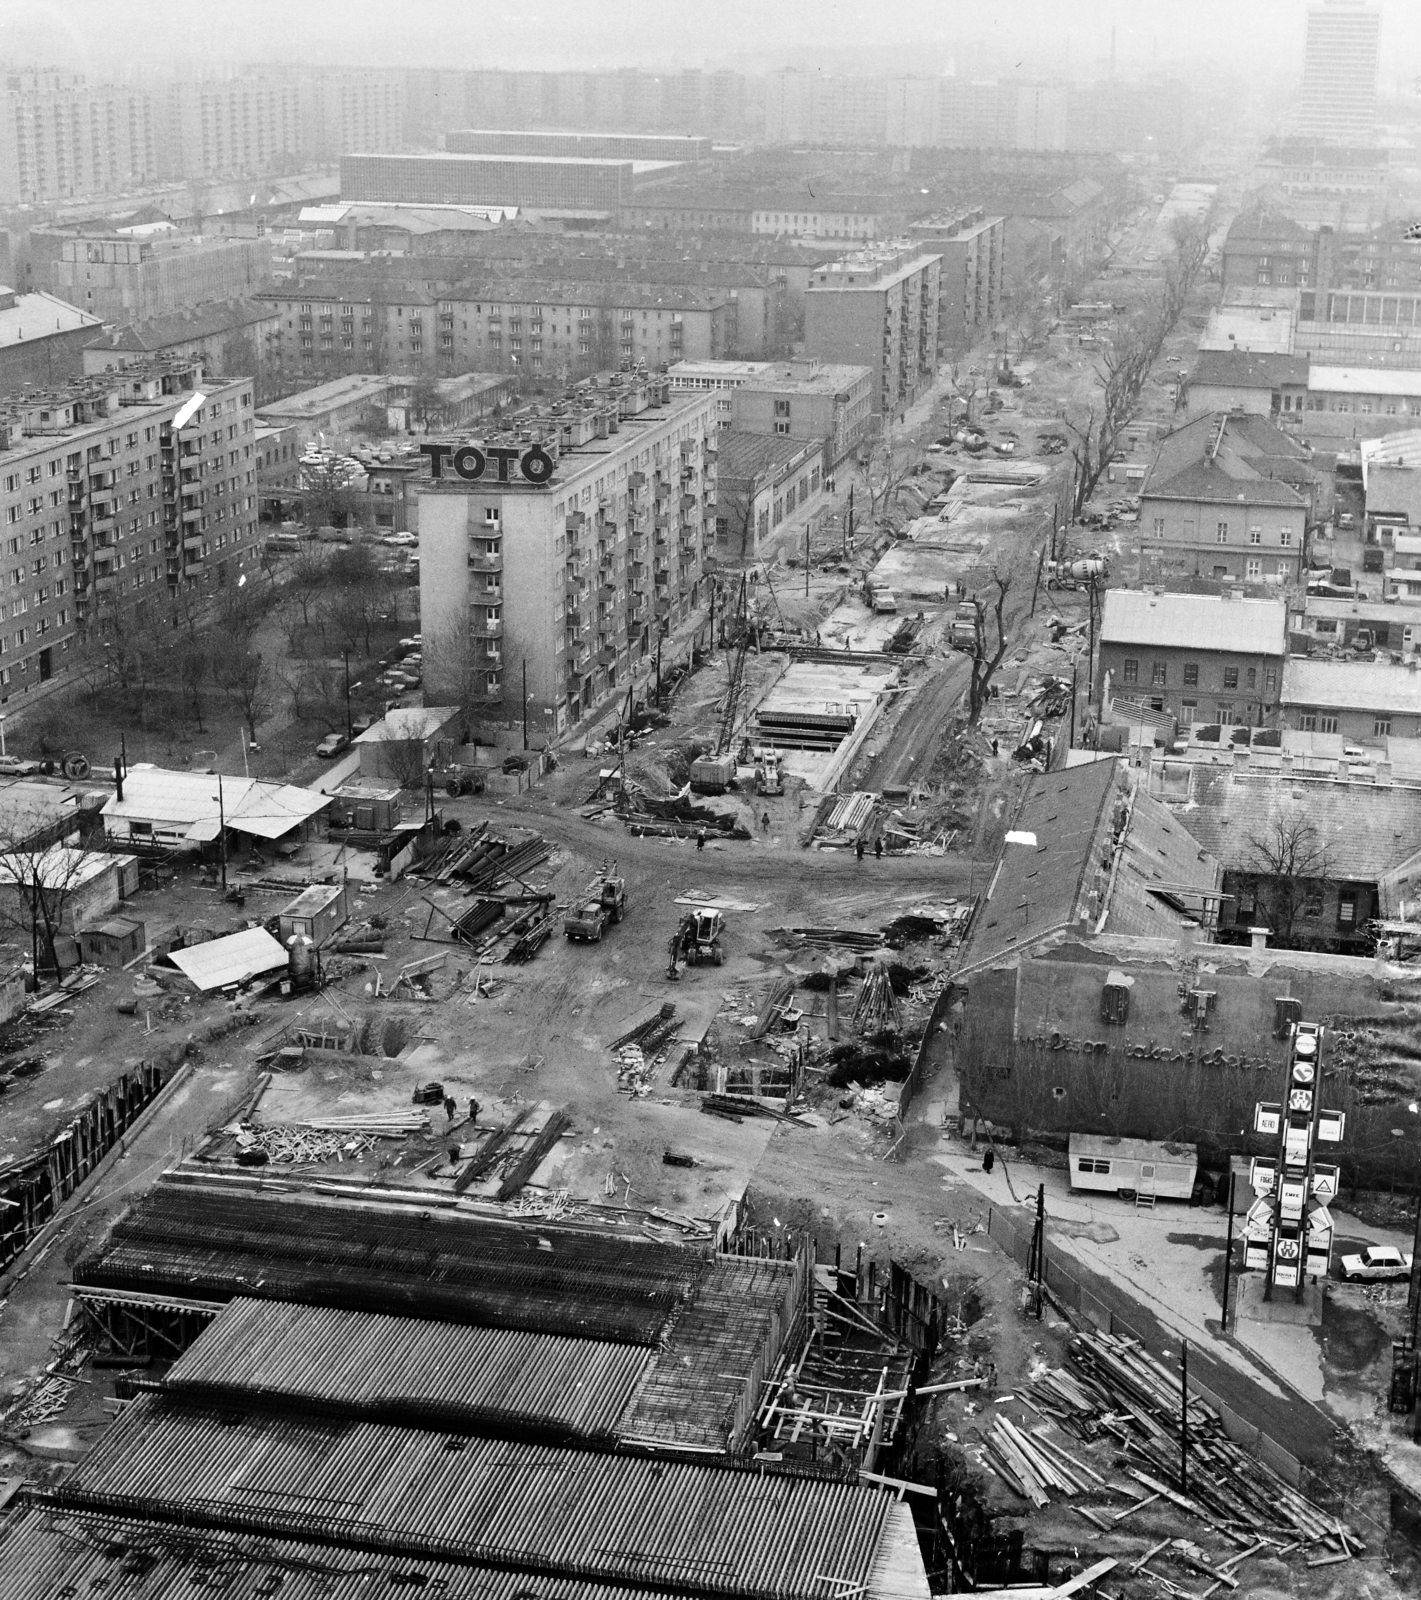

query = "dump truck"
[563,871,628,942]
[949,601,981,651]
[667,907,725,977]
[863,576,898,613]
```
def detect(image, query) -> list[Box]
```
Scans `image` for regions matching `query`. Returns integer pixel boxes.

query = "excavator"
[666,907,725,979]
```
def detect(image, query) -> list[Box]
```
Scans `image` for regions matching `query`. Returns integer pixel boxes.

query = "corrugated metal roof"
[165,1297,650,1442]
[1310,366,1421,397]
[103,767,329,839]
[60,1396,908,1600]
[0,1507,712,1600]
[167,928,289,991]
[1101,590,1287,654]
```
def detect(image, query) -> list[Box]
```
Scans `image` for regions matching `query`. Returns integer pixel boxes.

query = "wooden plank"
[454,1106,533,1193]
[1047,1558,1118,1597]
[858,1468,937,1499]
[494,1109,572,1201]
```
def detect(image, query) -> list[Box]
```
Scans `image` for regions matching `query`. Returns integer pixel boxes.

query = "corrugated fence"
[986,1206,1303,1488]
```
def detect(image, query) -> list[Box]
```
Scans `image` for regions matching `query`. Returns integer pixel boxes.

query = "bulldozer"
[753,748,784,797]
[667,907,725,979]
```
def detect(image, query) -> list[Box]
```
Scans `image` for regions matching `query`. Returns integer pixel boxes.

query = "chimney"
[1232,748,1249,771]
[113,753,124,803]
[1250,926,1269,951]
[1377,760,1393,783]
[1280,752,1294,773]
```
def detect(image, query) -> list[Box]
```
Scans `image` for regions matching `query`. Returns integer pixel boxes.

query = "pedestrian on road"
[469,1097,481,1125]
[696,827,706,852]
[761,810,771,832]
[982,1146,996,1174]
[443,1094,457,1123]
[855,838,866,864]
[874,837,883,860]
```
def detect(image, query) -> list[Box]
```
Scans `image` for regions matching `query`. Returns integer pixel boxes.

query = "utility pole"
[521,660,528,751]
[804,518,810,598]
[215,774,227,891]
[343,650,352,742]
[655,634,662,708]
[1221,1170,1236,1331]
[1025,1183,1046,1319]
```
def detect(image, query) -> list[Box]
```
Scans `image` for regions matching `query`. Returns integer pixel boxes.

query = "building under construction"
[0,1171,939,1600]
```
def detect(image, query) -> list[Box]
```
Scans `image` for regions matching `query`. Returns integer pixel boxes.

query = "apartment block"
[417,377,718,732]
[804,249,941,418]
[909,211,1005,352]
[0,70,158,206]
[259,280,729,389]
[1297,0,1380,145]
[682,360,872,466]
[0,360,259,701]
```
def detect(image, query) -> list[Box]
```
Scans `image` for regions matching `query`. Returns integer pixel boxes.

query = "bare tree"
[278,659,348,732]
[211,645,272,745]
[284,546,331,627]
[1243,811,1334,944]
[856,424,920,530]
[0,810,101,973]
[718,484,760,562]
[422,625,488,715]
[966,569,1014,726]
[303,456,368,531]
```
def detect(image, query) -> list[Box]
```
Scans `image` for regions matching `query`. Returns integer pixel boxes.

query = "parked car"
[316,732,350,758]
[1339,1245,1412,1281]
[350,713,378,735]
[0,754,41,776]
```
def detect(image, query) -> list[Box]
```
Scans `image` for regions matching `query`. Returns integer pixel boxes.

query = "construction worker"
[874,837,883,860]
[761,810,771,832]
[696,827,706,852]
[443,1094,457,1122]
[855,838,866,864]
[468,1097,481,1125]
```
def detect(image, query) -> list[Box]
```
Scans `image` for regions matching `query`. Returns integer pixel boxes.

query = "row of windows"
[1120,660,1277,692]
[1151,517,1293,547]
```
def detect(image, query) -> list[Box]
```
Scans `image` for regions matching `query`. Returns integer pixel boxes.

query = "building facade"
[1282,658,1421,741]
[804,249,941,419]
[1098,591,1287,728]
[0,288,102,393]
[417,377,718,731]
[39,233,274,328]
[0,360,258,701]
[258,279,730,389]
[341,153,664,212]
[715,432,828,559]
[1297,0,1380,145]
[0,70,158,206]
[909,212,1005,353]
[1138,413,1312,585]
[446,130,712,164]
[1184,351,1309,419]
[81,298,282,402]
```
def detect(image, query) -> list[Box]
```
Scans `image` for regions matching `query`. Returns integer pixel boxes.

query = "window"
[1151,662,1166,687]
[1279,529,1292,547]
[1376,716,1392,736]
[1217,704,1235,724]
[1299,710,1317,731]
[1152,516,1165,536]
[1223,666,1239,689]
[1249,527,1262,545]
[1246,667,1256,689]
[1217,521,1229,542]
[1337,890,1358,929]
[1183,663,1198,687]
[1319,714,1339,733]
[1246,558,1261,580]
[1077,1158,1112,1174]
[774,400,790,417]
[1181,699,1197,719]
[1122,658,1138,684]
[775,421,790,435]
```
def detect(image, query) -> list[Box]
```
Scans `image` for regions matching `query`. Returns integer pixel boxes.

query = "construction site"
[7,253,1421,1600]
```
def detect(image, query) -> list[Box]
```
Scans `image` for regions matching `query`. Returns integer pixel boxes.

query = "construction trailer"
[277,881,351,948]
[1068,1133,1197,1202]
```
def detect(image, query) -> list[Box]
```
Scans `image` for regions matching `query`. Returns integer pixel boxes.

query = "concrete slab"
[1234,1274,1324,1327]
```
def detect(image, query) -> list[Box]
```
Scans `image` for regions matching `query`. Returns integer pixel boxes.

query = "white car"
[0,754,41,776]
[1339,1245,1412,1281]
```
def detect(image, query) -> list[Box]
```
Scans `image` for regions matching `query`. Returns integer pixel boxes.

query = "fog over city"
[5,5,1421,1600]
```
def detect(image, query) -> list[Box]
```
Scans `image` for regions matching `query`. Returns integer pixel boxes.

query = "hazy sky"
[3,0,1419,79]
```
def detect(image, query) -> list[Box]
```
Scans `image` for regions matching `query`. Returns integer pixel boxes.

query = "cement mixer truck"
[1046,556,1108,591]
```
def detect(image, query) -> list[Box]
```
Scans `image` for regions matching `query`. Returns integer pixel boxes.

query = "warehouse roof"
[1310,367,1421,397]
[102,767,331,841]
[1100,590,1287,655]
[0,285,100,348]
[168,927,288,991]
[0,1508,725,1600]
[164,1297,652,1443]
[62,1394,928,1600]
[717,431,820,484]
[1283,657,1421,715]
[1189,349,1309,389]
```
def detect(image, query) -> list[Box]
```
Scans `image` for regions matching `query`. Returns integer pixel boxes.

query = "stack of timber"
[786,927,885,952]
[852,965,902,1033]
[503,904,558,963]
[1028,1328,1364,1561]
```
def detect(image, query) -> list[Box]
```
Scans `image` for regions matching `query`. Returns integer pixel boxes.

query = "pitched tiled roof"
[1101,590,1287,654]
[1142,412,1310,508]
[1190,350,1310,389]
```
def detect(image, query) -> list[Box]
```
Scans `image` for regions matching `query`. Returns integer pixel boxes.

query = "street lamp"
[212,773,227,891]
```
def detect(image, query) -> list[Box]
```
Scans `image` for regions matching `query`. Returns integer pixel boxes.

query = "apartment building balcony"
[183,533,203,556]
[565,510,586,532]
[680,494,698,512]
[471,617,504,640]
[67,484,86,508]
[467,553,503,574]
[94,573,117,595]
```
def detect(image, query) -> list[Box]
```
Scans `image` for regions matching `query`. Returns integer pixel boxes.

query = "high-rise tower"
[1297,0,1381,144]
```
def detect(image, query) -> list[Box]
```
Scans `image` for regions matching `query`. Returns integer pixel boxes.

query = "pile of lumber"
[236,1123,379,1164]
[610,1002,678,1052]
[852,965,902,1033]
[787,927,884,952]
[1028,1328,1363,1560]
[301,1111,429,1136]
